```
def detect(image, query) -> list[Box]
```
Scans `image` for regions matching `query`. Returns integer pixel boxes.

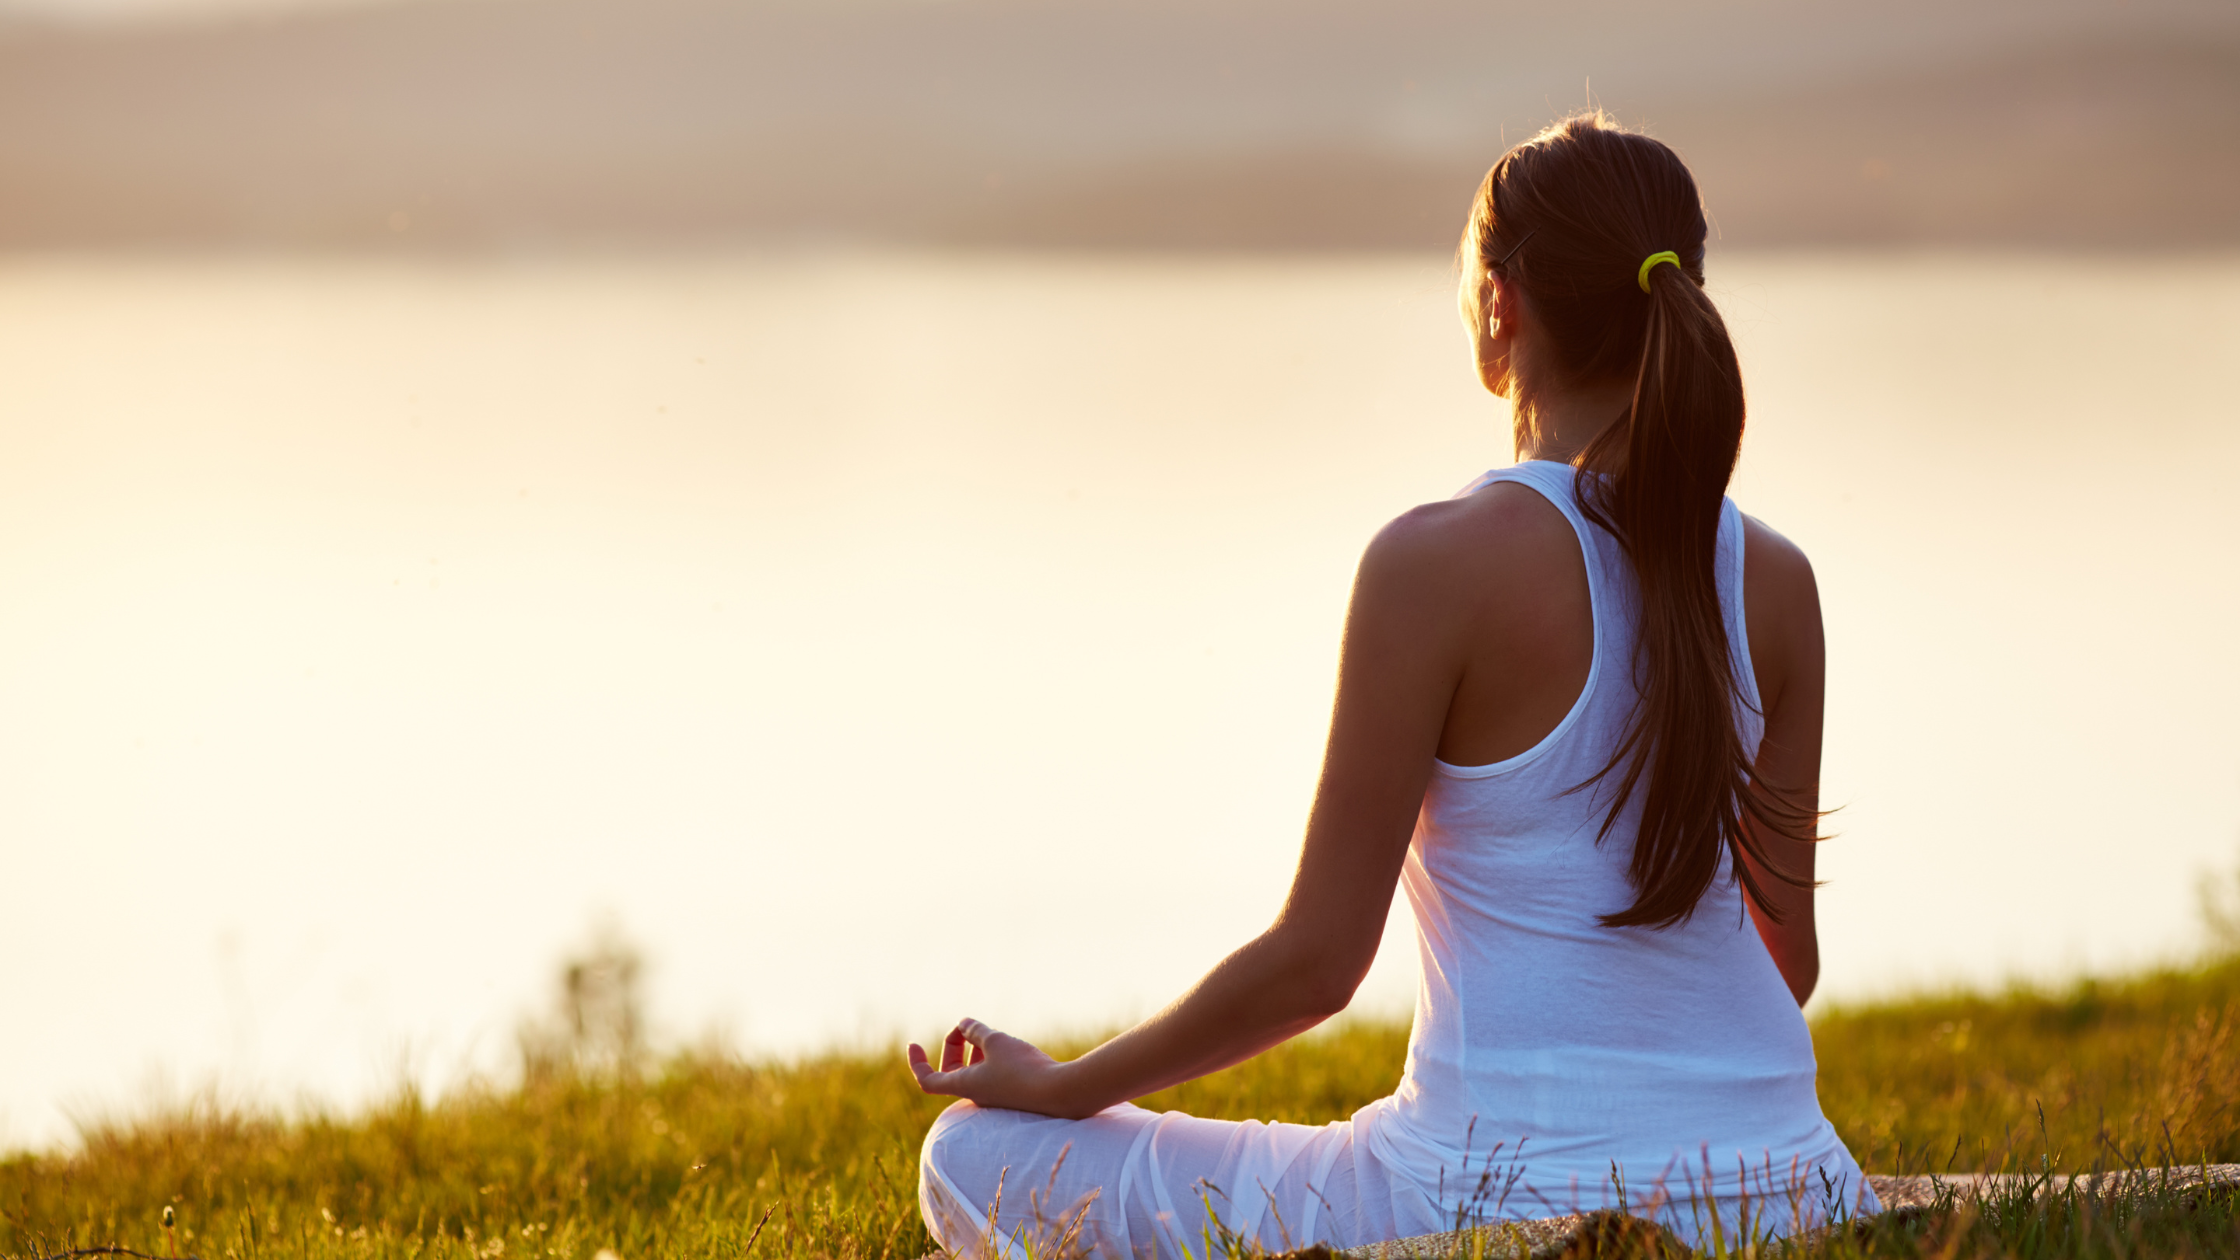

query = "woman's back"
[1355,461,1866,1226]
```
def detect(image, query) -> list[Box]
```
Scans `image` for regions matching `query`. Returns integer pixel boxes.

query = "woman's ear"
[1471,273,1517,397]
[1485,274,1517,342]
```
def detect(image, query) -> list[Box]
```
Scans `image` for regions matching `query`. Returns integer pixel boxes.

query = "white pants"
[918,1099,1875,1259]
[919,1100,1447,1260]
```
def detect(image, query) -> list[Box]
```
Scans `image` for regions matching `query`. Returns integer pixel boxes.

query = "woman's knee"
[919,1101,989,1200]
[923,1099,982,1158]
[919,1102,997,1250]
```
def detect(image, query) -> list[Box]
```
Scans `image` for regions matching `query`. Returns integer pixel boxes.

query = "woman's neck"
[1514,377,1634,464]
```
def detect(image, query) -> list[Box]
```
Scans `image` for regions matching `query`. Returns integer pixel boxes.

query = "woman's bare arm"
[906,499,1505,1117]
[1735,516,1826,1006]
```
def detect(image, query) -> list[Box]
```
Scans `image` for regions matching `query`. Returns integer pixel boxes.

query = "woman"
[908,112,1878,1257]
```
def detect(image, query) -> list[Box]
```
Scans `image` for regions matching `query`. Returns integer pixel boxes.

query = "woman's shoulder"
[1740,512,1824,711]
[1740,512,1819,620]
[1356,480,1584,616]
[1375,478,1575,562]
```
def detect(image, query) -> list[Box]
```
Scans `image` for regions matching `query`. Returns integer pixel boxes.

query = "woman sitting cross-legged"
[906,112,1880,1257]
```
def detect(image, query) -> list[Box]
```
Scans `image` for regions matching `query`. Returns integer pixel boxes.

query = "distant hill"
[1,0,2234,250]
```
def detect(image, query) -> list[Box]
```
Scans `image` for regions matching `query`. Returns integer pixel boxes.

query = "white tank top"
[1353,460,1873,1224]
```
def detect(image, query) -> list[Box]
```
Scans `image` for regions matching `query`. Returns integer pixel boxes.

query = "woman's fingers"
[904,1018,1064,1113]
[906,1042,954,1096]
[910,1019,991,1096]
[907,1040,971,1096]
[906,1018,1023,1098]
[954,1017,1000,1068]
[940,1020,974,1073]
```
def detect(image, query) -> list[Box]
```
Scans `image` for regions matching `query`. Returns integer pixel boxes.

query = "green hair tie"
[1637,251,1682,293]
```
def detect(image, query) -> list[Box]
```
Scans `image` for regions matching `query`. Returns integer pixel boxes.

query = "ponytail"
[1467,113,1814,929]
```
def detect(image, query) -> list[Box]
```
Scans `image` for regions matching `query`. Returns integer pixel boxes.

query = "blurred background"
[5,0,2239,249]
[2,0,2236,1151]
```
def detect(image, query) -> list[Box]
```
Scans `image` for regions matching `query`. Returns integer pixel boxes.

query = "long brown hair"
[1464,112,1812,929]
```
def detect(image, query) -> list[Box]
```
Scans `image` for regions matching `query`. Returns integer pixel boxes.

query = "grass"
[2,957,2237,1260]
[1813,960,2240,1175]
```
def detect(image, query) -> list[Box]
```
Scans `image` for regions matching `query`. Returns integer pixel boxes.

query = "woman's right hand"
[907,1018,1094,1117]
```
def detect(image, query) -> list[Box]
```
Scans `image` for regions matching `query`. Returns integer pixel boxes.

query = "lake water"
[2,248,2235,1151]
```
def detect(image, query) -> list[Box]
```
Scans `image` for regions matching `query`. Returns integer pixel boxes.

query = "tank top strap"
[1459,460,1591,532]
[1458,460,1617,626]
[1460,463,1759,744]
[1716,496,1766,741]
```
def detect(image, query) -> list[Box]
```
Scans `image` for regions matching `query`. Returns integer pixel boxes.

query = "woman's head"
[1460,112,1809,930]
[1460,112,1724,457]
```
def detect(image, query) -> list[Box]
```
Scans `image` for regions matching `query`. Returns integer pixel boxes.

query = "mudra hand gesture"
[908,1018,1078,1115]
